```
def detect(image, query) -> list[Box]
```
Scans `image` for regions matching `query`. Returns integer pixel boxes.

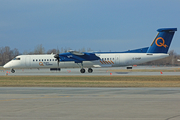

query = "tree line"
[0,46,19,66]
[0,45,180,66]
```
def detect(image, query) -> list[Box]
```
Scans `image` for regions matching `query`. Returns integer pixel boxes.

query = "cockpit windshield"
[13,57,20,60]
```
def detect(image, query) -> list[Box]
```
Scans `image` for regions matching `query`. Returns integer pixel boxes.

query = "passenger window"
[36,59,38,61]
[33,59,35,62]
[42,59,43,61]
[50,59,51,61]
[44,59,46,61]
[105,58,106,60]
[47,59,49,61]
[52,59,54,61]
[107,58,109,60]
[39,59,41,61]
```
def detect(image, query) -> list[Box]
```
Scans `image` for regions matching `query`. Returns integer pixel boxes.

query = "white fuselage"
[3,53,169,69]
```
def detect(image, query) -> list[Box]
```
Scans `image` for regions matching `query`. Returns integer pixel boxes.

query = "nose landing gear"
[11,69,15,73]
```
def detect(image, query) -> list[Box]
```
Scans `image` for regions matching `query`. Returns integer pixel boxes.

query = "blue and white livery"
[3,28,177,73]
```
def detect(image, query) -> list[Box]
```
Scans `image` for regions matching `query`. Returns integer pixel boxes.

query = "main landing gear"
[80,68,85,73]
[88,68,93,73]
[78,62,93,73]
[80,68,93,73]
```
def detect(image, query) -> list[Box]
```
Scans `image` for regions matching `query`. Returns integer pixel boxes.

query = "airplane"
[3,28,177,73]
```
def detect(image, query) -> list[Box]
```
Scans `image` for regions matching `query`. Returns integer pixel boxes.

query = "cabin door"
[25,56,31,67]
[115,55,120,64]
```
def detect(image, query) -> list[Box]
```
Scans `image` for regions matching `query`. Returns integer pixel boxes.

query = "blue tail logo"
[147,28,177,53]
[155,37,168,48]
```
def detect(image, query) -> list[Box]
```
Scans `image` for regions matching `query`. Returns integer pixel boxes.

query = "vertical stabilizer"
[147,28,177,53]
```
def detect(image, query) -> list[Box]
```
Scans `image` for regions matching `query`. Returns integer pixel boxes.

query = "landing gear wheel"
[80,68,85,73]
[88,68,93,73]
[11,69,15,73]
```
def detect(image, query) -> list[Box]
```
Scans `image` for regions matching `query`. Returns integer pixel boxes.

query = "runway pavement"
[0,87,180,120]
[1,66,180,76]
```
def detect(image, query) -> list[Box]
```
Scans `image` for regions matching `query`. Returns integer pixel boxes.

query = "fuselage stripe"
[100,61,104,64]
[111,60,114,64]
[105,61,109,64]
[108,61,111,64]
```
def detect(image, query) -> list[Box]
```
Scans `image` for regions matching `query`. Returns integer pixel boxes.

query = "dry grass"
[0,76,180,87]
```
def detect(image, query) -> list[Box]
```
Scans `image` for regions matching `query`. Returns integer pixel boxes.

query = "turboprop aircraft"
[3,28,177,73]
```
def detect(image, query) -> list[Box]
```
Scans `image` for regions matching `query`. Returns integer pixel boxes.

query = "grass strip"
[0,76,180,87]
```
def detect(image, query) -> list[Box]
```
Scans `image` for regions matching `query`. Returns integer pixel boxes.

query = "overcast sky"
[1,0,180,53]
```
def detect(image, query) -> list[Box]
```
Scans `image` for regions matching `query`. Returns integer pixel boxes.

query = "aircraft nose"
[3,62,12,68]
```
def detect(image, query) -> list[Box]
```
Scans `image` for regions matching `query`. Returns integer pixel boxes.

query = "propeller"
[54,54,60,67]
[54,47,60,67]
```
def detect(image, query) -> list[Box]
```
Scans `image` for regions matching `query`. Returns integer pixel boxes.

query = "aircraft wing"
[56,51,100,63]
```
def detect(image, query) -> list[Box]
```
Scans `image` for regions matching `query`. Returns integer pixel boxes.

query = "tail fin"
[147,28,177,53]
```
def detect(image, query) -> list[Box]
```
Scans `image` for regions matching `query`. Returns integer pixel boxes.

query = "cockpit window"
[13,57,20,60]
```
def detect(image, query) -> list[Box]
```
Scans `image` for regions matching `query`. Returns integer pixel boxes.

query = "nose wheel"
[11,69,15,73]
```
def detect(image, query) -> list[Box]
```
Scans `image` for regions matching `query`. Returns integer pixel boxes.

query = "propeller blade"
[57,58,60,67]
[54,54,60,67]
